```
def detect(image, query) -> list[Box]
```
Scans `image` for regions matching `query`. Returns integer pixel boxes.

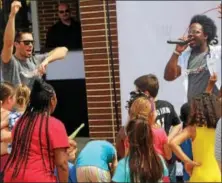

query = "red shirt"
[152,127,168,157]
[4,115,69,182]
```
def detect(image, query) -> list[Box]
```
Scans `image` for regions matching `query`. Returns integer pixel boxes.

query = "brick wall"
[37,0,78,48]
[79,0,121,144]
[37,0,121,144]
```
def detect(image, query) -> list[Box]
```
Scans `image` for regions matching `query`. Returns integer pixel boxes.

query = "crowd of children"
[0,1,221,182]
[1,71,221,182]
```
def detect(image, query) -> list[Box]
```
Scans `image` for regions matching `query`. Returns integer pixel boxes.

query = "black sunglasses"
[18,40,34,46]
[59,9,69,14]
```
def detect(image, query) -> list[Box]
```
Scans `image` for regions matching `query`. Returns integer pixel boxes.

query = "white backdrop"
[46,51,85,80]
[116,1,221,125]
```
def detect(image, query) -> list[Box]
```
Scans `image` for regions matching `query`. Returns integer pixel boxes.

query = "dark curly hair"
[188,93,221,128]
[180,103,190,128]
[190,15,218,45]
[125,91,150,111]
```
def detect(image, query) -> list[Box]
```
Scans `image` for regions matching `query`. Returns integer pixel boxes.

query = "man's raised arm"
[1,1,21,64]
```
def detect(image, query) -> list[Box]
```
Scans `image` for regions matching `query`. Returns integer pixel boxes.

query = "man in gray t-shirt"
[2,54,48,88]
[1,1,68,88]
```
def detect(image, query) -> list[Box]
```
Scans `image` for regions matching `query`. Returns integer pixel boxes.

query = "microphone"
[167,39,193,45]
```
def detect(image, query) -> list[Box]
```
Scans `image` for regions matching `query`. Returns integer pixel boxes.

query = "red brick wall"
[37,0,121,143]
[79,0,121,144]
[37,0,78,48]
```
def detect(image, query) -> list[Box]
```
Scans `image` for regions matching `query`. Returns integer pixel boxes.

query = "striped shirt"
[215,118,221,163]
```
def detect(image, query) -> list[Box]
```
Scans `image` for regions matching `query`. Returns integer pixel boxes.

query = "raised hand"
[37,63,47,76]
[209,72,217,84]
[67,139,78,161]
[10,1,22,16]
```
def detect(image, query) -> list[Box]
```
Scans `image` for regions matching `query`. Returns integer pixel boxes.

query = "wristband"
[174,50,181,56]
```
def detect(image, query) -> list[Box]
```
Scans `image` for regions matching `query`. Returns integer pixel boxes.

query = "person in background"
[1,1,68,88]
[14,84,30,113]
[75,140,118,182]
[179,103,193,182]
[115,127,127,160]
[6,84,30,154]
[3,82,77,182]
[3,79,69,182]
[170,93,221,182]
[112,118,168,183]
[45,3,82,50]
[0,82,16,175]
[134,74,182,182]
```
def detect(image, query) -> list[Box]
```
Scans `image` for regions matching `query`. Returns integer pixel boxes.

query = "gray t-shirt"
[187,51,219,102]
[1,54,47,88]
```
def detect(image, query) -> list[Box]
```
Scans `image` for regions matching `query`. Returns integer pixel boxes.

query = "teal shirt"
[75,140,116,171]
[112,156,168,182]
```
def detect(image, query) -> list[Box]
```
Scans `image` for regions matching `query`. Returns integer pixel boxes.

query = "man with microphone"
[164,6,221,102]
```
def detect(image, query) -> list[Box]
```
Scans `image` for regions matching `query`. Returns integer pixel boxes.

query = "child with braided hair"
[3,79,70,182]
[170,93,221,182]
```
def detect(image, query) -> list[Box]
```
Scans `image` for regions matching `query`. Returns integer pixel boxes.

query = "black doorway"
[46,79,89,137]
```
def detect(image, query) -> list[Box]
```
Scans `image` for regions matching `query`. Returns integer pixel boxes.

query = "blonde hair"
[15,84,31,108]
[129,96,155,121]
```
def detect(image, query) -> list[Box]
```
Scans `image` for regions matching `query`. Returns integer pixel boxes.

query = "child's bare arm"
[1,120,9,129]
[1,109,9,129]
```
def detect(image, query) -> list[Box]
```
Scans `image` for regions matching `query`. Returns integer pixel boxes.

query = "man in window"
[45,3,82,50]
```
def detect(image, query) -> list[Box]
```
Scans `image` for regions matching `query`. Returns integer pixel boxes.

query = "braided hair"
[188,93,221,128]
[4,79,55,179]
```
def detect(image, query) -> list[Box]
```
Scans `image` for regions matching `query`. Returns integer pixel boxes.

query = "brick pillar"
[79,0,121,143]
[37,0,78,48]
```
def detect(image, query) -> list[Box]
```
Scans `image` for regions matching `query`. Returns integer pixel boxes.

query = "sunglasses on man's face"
[59,9,69,14]
[18,40,34,46]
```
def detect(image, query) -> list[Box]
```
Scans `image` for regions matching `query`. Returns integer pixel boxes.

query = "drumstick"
[69,123,85,139]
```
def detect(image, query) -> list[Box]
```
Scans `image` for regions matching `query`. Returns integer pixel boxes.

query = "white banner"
[46,50,85,80]
[116,1,221,125]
